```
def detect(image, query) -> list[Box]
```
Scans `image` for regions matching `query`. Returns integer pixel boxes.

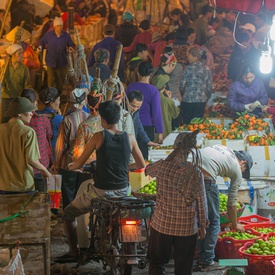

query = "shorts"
[63,179,131,221]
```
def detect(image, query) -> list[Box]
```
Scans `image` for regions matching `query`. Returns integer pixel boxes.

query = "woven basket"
[131,188,157,201]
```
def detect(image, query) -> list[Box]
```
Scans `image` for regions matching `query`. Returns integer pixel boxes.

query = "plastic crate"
[239,241,275,275]
[244,223,275,237]
[202,138,246,151]
[238,215,272,225]
[215,228,262,259]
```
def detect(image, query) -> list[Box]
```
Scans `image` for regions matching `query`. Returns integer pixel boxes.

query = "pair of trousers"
[181,102,206,125]
[148,227,197,275]
[34,173,47,193]
[137,125,154,160]
[60,168,92,210]
[47,66,67,93]
[197,183,220,265]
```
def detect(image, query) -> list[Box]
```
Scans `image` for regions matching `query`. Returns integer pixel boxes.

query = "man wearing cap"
[241,23,262,49]
[0,97,51,193]
[39,16,75,93]
[192,144,253,271]
[55,88,90,209]
[87,24,124,82]
[1,44,31,123]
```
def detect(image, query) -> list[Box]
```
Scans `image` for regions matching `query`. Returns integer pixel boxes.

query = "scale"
[219,259,248,275]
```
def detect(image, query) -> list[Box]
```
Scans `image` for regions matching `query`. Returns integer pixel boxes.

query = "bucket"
[49,191,61,209]
[47,174,62,209]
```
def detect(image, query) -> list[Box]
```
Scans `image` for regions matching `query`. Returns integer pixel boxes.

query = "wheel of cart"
[88,196,155,275]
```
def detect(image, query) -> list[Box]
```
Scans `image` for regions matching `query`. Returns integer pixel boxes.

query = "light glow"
[123,220,137,225]
[260,53,273,74]
[270,15,275,41]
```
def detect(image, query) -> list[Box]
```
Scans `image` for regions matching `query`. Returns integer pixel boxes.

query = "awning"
[209,0,275,15]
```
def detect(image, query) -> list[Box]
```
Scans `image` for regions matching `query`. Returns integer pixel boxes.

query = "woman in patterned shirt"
[146,130,208,275]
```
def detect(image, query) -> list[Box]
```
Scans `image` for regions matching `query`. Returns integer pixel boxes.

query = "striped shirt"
[146,159,208,236]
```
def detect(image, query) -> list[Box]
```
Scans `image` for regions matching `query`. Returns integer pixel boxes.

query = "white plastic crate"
[202,138,246,151]
[164,132,206,147]
[148,148,173,162]
[247,145,275,177]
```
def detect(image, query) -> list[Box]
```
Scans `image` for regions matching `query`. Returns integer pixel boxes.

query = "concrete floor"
[50,217,233,275]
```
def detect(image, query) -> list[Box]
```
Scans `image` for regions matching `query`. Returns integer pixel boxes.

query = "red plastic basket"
[238,215,271,225]
[215,228,262,259]
[239,241,275,275]
[244,223,275,237]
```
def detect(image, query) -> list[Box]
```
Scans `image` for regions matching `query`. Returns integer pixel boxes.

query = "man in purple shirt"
[39,17,75,93]
[126,61,163,159]
[87,24,124,82]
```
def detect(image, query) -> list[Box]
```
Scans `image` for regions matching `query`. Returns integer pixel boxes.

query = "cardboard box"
[129,168,155,189]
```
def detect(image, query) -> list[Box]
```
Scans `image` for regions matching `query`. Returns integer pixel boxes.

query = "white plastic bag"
[0,248,25,275]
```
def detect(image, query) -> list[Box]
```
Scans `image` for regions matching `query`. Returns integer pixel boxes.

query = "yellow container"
[129,168,155,189]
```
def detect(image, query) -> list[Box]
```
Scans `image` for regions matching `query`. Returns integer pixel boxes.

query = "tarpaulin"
[209,0,275,14]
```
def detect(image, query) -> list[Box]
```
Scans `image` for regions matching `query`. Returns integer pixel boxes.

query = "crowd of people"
[2,1,273,273]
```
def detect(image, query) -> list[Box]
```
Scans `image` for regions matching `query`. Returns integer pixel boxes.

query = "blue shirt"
[36,107,63,160]
[132,110,150,144]
[87,36,124,81]
[39,30,75,68]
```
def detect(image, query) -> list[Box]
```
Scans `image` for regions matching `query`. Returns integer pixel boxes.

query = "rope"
[101,76,125,101]
[0,192,37,223]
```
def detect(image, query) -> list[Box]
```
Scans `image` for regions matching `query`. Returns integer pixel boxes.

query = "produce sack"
[0,248,25,275]
[23,44,40,70]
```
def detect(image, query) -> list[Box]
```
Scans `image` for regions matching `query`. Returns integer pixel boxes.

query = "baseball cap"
[151,74,170,90]
[241,23,256,34]
[103,24,115,35]
[233,150,253,179]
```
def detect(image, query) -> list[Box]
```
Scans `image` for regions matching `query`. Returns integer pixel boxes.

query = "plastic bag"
[23,44,40,70]
[0,248,25,275]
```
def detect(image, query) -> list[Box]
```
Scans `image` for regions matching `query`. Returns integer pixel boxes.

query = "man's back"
[87,37,124,81]
[94,130,131,190]
[0,120,39,191]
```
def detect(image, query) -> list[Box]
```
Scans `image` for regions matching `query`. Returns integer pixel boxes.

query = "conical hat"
[5,26,31,43]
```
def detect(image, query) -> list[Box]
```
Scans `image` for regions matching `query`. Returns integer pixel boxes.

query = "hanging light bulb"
[260,38,272,74]
[270,15,275,41]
